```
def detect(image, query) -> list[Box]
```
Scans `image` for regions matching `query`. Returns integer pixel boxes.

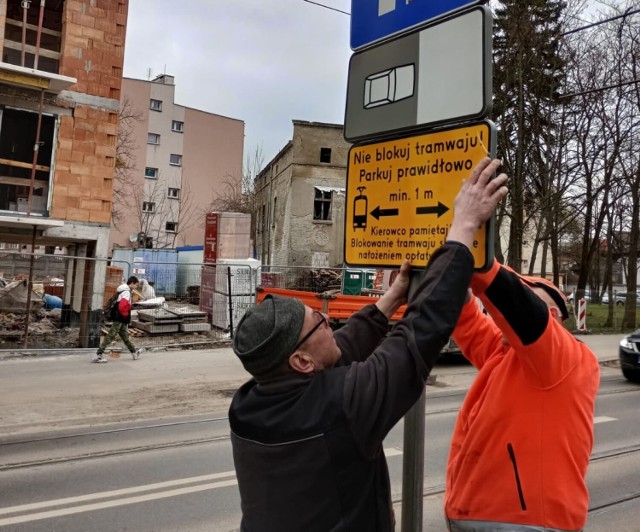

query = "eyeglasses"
[291,311,328,353]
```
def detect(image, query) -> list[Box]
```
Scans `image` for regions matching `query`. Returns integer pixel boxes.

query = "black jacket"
[229,242,473,531]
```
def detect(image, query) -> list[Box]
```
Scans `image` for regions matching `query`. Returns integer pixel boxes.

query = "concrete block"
[131,321,179,334]
[180,323,212,333]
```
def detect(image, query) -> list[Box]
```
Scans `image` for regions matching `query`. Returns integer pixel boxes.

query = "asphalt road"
[0,363,638,531]
[0,333,634,531]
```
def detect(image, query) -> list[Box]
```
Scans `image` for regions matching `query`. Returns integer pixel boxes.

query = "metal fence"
[0,252,385,353]
[259,264,380,294]
[0,254,250,352]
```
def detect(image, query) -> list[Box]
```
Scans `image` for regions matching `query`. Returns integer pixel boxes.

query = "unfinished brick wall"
[51,0,128,224]
[51,108,116,223]
[59,0,127,99]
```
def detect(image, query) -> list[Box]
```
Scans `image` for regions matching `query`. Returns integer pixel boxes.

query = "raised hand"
[446,157,508,249]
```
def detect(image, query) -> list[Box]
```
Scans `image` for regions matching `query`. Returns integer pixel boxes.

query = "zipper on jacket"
[507,443,527,511]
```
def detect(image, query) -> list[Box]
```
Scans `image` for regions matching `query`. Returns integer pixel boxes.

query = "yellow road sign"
[344,121,496,269]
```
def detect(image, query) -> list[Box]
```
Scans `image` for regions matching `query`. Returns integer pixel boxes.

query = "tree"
[130,175,199,249]
[492,0,567,272]
[113,97,142,230]
[560,2,640,322]
[206,145,264,251]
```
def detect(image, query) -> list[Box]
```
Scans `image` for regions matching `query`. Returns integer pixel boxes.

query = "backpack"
[105,293,119,321]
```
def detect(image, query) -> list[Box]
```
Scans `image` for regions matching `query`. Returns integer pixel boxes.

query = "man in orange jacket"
[445,262,600,531]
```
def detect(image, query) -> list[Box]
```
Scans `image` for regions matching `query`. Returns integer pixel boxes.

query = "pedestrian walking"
[229,158,509,531]
[93,275,145,363]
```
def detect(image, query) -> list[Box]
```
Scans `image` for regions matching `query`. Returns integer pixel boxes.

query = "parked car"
[602,292,626,305]
[567,291,592,303]
[619,330,640,383]
[604,291,640,306]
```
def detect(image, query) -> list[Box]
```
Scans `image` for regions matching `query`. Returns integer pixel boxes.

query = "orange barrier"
[326,294,406,322]
[256,287,324,312]
[257,287,407,322]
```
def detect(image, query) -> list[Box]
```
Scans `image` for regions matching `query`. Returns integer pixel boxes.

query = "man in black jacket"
[229,158,508,531]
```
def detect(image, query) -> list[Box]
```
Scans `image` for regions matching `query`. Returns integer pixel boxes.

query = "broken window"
[165,221,178,233]
[0,107,54,215]
[313,187,332,221]
[272,197,277,227]
[2,0,63,74]
[320,147,332,163]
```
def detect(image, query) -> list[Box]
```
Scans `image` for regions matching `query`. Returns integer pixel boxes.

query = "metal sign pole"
[401,271,426,532]
[401,388,426,531]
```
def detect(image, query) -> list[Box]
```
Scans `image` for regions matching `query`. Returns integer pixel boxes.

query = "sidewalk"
[0,346,249,438]
[0,334,625,439]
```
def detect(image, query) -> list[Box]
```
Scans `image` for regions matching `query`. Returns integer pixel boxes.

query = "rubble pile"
[295,269,342,293]
[0,309,77,349]
[0,276,229,350]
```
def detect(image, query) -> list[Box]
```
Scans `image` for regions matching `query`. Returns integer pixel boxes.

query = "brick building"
[254,121,350,268]
[0,0,128,346]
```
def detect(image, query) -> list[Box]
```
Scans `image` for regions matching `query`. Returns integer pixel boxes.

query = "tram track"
[3,407,640,472]
[1,372,638,471]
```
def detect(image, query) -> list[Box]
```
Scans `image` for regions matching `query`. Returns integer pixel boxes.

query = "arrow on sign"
[416,202,449,218]
[371,206,399,220]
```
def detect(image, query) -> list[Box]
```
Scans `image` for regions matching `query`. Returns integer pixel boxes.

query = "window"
[171,120,184,132]
[314,188,332,221]
[145,167,158,179]
[168,187,180,199]
[169,154,182,166]
[147,133,160,145]
[142,202,156,213]
[0,108,54,215]
[320,147,332,163]
[165,222,178,233]
[272,197,277,227]
[2,1,63,74]
[150,99,162,111]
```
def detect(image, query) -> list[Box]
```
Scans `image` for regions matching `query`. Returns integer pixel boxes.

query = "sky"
[123,0,352,169]
[122,1,609,172]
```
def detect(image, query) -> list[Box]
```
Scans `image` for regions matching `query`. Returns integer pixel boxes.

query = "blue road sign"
[351,0,486,50]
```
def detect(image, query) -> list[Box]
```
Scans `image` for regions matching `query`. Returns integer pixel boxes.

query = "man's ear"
[289,351,316,374]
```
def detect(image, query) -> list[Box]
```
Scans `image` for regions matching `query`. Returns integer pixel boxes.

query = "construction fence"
[0,252,389,352]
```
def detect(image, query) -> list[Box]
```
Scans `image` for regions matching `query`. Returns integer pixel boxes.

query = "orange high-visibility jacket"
[445,260,600,531]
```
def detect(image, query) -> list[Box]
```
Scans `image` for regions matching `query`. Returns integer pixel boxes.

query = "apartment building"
[254,121,350,268]
[111,75,245,251]
[0,0,129,346]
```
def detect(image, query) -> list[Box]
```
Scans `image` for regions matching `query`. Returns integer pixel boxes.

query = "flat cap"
[233,295,305,376]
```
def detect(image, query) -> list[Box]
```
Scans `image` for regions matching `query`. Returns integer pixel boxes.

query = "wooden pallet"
[100,326,146,337]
